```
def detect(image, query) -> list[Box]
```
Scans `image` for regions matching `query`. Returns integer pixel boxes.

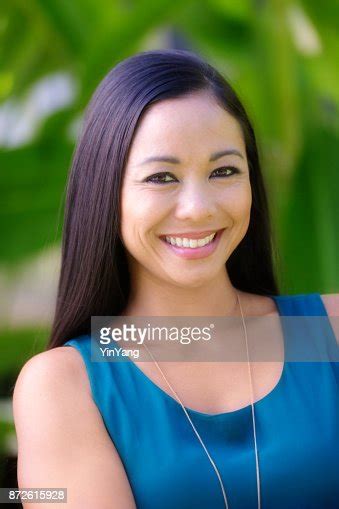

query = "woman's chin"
[165,267,223,289]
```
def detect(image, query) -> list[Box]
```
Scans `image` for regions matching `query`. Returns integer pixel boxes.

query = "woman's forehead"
[128,93,246,165]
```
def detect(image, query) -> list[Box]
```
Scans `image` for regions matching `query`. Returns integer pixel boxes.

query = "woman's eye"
[144,172,176,184]
[210,166,240,178]
[144,166,240,185]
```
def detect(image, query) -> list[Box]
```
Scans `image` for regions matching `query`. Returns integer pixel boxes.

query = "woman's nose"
[174,184,218,222]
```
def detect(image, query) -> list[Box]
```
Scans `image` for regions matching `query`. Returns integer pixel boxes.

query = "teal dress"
[64,293,339,508]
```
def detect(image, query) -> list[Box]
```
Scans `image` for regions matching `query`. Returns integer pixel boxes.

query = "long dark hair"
[47,49,280,350]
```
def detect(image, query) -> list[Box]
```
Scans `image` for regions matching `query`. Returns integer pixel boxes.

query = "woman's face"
[120,91,252,288]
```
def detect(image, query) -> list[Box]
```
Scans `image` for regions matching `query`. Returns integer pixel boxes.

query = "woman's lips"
[159,229,218,239]
[159,228,225,260]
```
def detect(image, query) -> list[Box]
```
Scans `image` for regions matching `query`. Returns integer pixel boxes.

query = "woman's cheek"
[222,186,251,219]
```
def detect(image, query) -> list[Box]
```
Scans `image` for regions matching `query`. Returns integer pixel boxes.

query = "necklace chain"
[140,290,261,509]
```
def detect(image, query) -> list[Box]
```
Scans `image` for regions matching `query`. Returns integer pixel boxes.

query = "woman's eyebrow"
[137,148,245,166]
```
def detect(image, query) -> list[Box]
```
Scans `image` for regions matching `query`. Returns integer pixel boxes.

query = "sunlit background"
[0,0,338,496]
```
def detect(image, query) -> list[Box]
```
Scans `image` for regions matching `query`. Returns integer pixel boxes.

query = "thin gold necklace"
[140,290,261,509]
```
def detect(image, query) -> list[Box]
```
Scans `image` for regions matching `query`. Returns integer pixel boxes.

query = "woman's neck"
[121,269,240,317]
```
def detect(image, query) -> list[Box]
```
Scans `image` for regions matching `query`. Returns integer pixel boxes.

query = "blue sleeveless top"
[64,293,339,508]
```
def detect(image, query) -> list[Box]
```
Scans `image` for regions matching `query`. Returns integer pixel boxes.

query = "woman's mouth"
[158,228,225,260]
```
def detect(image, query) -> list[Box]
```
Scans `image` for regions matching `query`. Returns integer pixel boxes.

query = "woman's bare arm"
[321,293,339,345]
[12,347,137,509]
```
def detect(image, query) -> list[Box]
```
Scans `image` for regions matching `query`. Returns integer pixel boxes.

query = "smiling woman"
[12,49,339,509]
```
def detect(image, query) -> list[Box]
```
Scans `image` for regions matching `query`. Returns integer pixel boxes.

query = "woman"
[13,49,339,509]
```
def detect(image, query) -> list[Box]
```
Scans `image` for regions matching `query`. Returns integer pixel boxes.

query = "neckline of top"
[124,294,309,420]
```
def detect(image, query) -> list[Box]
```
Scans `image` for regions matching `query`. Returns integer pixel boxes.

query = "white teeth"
[164,232,216,249]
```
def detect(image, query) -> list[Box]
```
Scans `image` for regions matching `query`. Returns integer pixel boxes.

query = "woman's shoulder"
[320,293,339,316]
[12,347,93,463]
[13,343,92,406]
[241,290,339,317]
[243,291,339,346]
[320,293,339,346]
[247,290,339,314]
